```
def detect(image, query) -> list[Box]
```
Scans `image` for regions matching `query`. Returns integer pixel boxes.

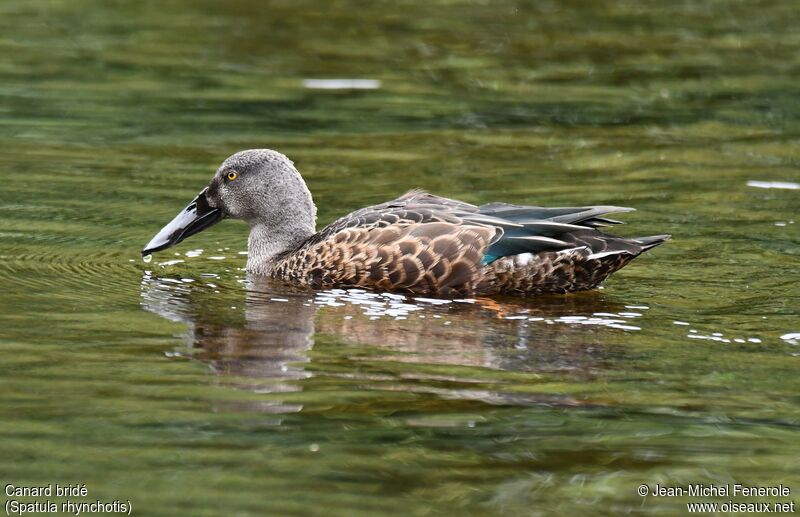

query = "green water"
[1,0,799,515]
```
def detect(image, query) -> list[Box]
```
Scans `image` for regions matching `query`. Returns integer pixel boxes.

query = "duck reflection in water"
[140,272,643,412]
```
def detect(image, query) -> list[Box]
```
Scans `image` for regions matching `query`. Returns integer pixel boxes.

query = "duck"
[142,149,669,296]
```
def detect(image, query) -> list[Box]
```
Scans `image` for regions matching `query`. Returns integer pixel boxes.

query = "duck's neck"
[245,218,316,276]
[242,163,317,275]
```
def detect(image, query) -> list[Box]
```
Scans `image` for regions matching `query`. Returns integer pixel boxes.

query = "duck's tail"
[470,202,671,295]
[631,234,672,252]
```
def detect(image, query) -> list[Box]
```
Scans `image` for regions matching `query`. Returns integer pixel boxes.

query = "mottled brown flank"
[271,222,495,296]
[270,225,639,296]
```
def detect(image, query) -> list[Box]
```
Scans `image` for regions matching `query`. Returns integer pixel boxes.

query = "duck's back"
[270,191,669,296]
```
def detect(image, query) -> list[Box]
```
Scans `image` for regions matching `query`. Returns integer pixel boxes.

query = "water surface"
[1,1,799,515]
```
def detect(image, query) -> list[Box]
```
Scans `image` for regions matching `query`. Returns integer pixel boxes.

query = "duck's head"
[142,149,316,256]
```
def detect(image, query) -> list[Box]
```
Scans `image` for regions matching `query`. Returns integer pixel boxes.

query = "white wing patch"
[514,253,535,266]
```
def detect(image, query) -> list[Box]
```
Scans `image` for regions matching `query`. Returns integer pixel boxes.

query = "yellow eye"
[226,171,238,181]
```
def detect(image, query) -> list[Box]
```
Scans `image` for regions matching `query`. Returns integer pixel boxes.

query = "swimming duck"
[143,149,669,296]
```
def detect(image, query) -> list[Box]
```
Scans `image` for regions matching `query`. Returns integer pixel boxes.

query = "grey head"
[142,149,317,273]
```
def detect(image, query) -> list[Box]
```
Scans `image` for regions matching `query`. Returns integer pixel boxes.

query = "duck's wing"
[303,190,478,246]
[475,202,644,263]
[307,191,655,266]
